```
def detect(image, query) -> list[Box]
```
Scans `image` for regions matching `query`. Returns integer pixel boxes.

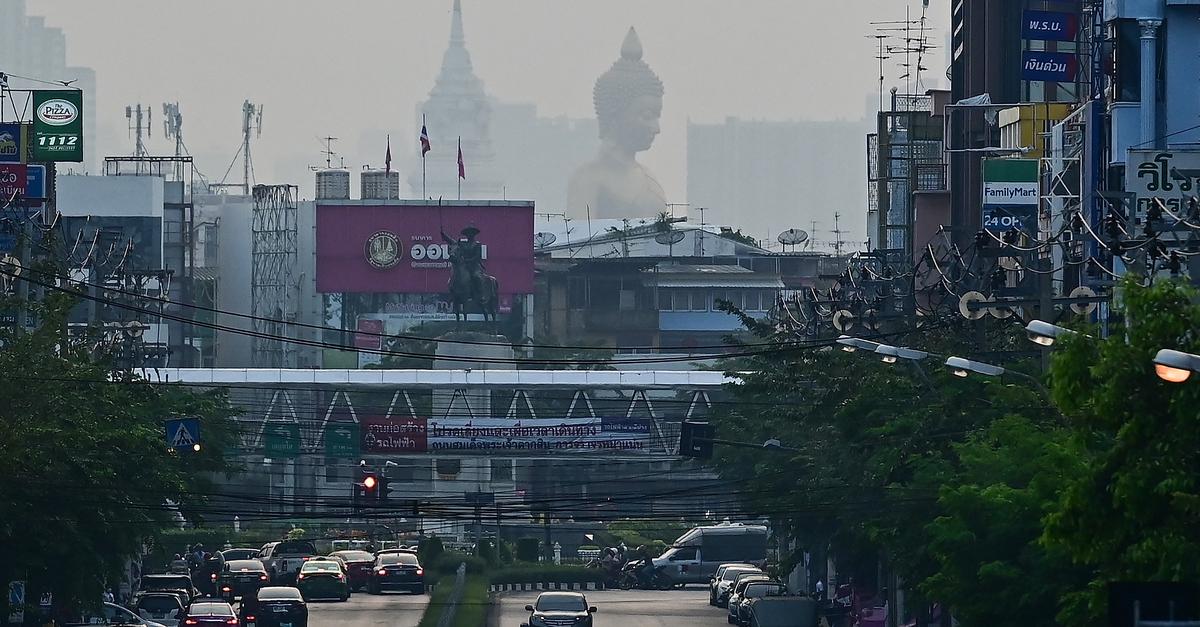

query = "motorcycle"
[616,559,673,591]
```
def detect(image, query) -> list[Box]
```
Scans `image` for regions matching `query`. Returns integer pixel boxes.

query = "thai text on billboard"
[357,416,651,453]
[1021,51,1079,82]
[1127,150,1200,215]
[315,202,534,295]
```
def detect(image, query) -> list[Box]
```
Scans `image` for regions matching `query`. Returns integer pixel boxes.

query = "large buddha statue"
[567,27,667,220]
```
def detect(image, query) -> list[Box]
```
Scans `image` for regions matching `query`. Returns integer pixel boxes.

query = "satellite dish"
[533,232,557,248]
[958,290,988,321]
[777,229,810,246]
[654,230,686,245]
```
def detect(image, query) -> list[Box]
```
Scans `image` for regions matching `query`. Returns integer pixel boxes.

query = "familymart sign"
[982,159,1039,234]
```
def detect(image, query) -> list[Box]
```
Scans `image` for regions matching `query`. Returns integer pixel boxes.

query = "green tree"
[0,296,238,614]
[1044,279,1200,624]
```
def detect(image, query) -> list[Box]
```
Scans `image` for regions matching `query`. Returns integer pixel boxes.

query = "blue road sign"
[8,580,25,623]
[165,418,201,450]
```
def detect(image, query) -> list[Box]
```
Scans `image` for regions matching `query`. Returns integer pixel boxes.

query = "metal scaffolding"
[251,184,299,368]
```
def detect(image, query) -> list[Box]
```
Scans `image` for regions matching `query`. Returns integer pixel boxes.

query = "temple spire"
[450,0,464,45]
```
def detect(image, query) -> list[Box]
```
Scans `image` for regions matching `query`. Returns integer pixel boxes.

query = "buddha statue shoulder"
[567,27,668,220]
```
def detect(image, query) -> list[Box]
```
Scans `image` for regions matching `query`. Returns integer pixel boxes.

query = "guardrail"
[435,563,468,627]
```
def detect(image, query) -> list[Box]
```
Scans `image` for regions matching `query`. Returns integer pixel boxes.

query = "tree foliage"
[0,296,238,614]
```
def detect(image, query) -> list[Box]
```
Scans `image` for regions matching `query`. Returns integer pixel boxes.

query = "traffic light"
[679,420,714,459]
[361,470,379,500]
[378,475,394,503]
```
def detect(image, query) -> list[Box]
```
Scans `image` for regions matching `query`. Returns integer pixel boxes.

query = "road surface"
[494,588,734,626]
[304,590,429,627]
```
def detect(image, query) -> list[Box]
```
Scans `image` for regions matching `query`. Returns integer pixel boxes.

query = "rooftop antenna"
[125,104,151,158]
[162,102,184,179]
[319,136,338,169]
[242,100,263,195]
[833,212,846,256]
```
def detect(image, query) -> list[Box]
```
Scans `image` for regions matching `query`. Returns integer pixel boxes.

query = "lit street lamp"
[1024,320,1077,346]
[1153,349,1200,383]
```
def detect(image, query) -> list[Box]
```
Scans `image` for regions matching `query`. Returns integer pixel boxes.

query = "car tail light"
[302,557,311,561]
[245,616,255,622]
[416,569,423,576]
[222,586,231,592]
[184,620,198,626]
[377,569,387,576]
[296,574,305,580]
[226,618,239,625]
[338,574,345,581]
[211,574,218,581]
[259,574,268,581]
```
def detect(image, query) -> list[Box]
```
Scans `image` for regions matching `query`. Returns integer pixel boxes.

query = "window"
[568,277,587,309]
[490,459,513,482]
[669,547,698,561]
[689,289,710,311]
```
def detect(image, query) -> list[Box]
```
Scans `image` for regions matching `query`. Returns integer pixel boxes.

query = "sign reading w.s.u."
[1023,10,1079,41]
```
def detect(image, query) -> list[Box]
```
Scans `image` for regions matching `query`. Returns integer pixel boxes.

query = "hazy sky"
[29,0,948,237]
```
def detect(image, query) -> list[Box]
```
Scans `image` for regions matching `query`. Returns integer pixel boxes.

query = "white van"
[652,523,768,584]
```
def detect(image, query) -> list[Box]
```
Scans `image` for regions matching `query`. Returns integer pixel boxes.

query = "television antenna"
[125,104,151,157]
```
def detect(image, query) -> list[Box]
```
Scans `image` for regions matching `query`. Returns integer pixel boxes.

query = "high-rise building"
[687,117,871,246]
[411,0,502,200]
[0,1,98,172]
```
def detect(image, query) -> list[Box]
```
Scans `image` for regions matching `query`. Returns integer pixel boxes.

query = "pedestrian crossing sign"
[165,418,201,451]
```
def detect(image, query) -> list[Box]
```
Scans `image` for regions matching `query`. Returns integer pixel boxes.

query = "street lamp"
[1025,320,1076,346]
[837,335,882,353]
[875,344,929,364]
[944,356,1005,377]
[1153,349,1200,383]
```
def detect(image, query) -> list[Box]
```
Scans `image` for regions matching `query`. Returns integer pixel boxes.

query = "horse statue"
[443,225,500,327]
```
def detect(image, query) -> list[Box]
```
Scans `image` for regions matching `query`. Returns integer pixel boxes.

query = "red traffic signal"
[363,475,378,490]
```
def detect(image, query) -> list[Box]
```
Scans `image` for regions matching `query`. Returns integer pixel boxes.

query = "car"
[366,552,425,594]
[239,587,308,627]
[220,548,262,562]
[179,601,238,626]
[373,547,418,556]
[652,524,769,585]
[217,559,270,601]
[714,567,763,608]
[63,602,170,627]
[132,592,187,627]
[730,580,788,625]
[295,559,350,601]
[710,563,756,605]
[726,576,773,623]
[520,591,597,627]
[139,574,200,605]
[745,596,819,627]
[259,540,317,585]
[328,550,376,592]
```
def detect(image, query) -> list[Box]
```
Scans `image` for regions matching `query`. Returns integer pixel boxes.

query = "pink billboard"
[315,202,534,294]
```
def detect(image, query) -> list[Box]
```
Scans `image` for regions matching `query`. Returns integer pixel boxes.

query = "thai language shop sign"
[982,159,1039,235]
[1021,51,1079,82]
[31,90,83,162]
[1022,10,1079,41]
[1127,150,1200,214]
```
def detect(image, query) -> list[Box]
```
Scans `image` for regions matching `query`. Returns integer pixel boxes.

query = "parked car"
[260,540,317,585]
[710,563,756,605]
[730,580,789,625]
[62,602,169,627]
[714,567,764,608]
[328,550,376,592]
[179,601,238,626]
[652,523,768,584]
[725,575,773,621]
[139,574,199,606]
[239,587,307,627]
[520,591,597,627]
[744,596,819,627]
[366,552,424,594]
[132,592,186,627]
[217,559,270,601]
[220,548,262,562]
[295,558,350,601]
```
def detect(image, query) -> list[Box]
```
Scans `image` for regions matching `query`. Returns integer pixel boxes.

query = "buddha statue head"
[593,27,664,154]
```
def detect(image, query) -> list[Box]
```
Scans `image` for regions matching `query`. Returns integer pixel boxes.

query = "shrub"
[516,537,540,562]
[498,539,514,564]
[418,535,444,565]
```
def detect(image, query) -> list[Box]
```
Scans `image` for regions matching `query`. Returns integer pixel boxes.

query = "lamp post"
[944,356,1050,397]
[1024,320,1077,346]
[1153,349,1200,383]
[836,335,882,353]
[874,344,929,363]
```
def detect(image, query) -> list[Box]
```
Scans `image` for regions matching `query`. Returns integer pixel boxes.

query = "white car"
[133,592,185,626]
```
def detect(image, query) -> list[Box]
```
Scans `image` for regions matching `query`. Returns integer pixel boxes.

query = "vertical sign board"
[982,159,1040,235]
[0,124,24,163]
[1022,10,1079,41]
[0,165,27,200]
[7,580,24,623]
[1127,150,1200,215]
[324,423,360,459]
[31,90,83,162]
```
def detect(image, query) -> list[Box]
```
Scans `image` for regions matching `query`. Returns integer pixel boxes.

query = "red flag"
[457,137,465,180]
[420,117,431,156]
[385,134,392,174]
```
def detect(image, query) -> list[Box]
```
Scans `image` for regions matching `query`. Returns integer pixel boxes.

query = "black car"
[217,559,270,601]
[366,552,424,594]
[239,587,308,627]
[521,592,597,627]
[140,574,199,605]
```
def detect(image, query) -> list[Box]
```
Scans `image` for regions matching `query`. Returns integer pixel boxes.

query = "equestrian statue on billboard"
[442,225,499,325]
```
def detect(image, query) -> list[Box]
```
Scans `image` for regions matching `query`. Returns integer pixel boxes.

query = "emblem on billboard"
[37,99,80,126]
[365,230,402,269]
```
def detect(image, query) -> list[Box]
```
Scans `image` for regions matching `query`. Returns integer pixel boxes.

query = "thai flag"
[419,118,431,156]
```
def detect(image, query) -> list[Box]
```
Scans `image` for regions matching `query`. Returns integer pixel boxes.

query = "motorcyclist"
[633,545,656,588]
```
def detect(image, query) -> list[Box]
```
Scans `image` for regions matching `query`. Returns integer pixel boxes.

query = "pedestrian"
[815,579,825,600]
[102,589,114,603]
[171,554,189,574]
